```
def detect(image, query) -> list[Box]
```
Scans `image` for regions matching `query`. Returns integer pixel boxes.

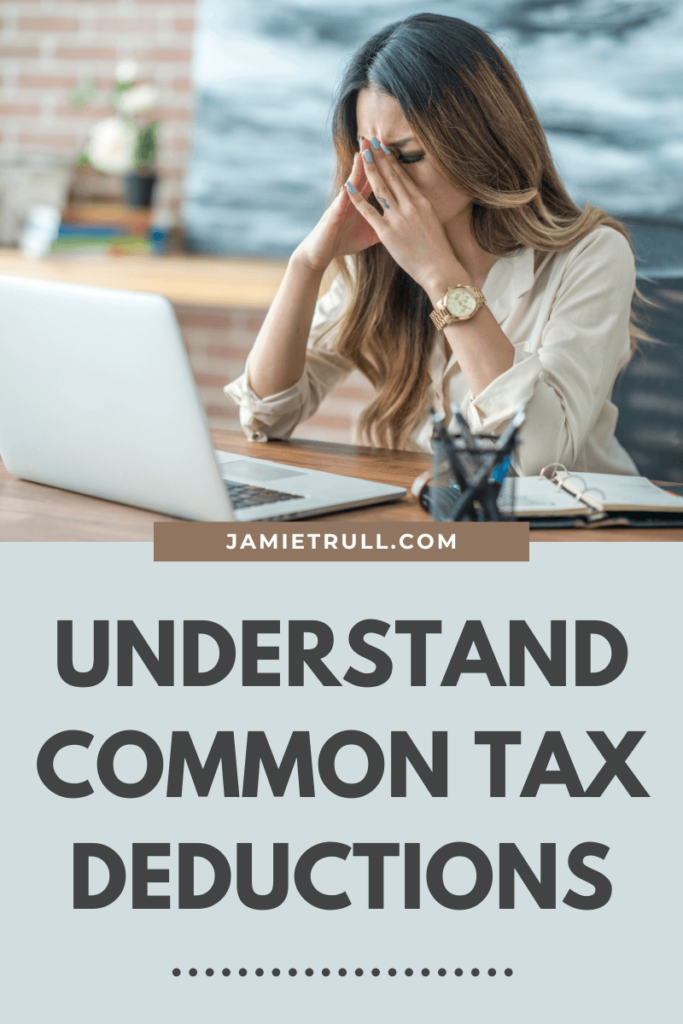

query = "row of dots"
[173,968,513,978]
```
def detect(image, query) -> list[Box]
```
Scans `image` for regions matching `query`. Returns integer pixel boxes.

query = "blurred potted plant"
[72,60,160,208]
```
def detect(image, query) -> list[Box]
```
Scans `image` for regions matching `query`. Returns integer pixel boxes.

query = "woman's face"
[355,87,472,228]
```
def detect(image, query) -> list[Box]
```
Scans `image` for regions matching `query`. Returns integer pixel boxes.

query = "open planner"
[511,467,683,528]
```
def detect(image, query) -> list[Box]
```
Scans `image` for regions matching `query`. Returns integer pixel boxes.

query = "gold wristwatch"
[429,284,486,330]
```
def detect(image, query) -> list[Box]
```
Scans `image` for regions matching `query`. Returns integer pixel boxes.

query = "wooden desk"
[0,430,681,542]
[0,249,288,308]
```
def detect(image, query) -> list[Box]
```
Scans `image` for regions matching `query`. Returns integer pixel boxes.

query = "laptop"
[0,276,405,521]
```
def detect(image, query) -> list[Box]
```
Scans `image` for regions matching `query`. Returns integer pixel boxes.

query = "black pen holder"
[428,433,517,522]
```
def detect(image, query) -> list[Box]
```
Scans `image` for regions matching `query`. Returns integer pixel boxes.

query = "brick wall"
[0,0,196,214]
[175,304,375,444]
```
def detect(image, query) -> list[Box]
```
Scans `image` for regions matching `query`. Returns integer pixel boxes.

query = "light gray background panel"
[0,543,679,1022]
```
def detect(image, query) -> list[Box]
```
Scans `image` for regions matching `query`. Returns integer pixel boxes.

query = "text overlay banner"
[153,521,530,562]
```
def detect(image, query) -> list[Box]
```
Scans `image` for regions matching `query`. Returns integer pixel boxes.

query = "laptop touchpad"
[221,460,308,483]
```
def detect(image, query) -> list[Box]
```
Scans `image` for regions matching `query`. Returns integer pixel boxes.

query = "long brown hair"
[329,14,643,449]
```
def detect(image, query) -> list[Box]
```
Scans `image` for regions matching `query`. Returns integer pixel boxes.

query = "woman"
[225,13,640,477]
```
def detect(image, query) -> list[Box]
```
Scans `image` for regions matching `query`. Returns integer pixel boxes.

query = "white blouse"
[225,225,639,476]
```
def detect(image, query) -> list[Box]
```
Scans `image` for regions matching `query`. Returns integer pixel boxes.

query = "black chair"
[611,219,683,483]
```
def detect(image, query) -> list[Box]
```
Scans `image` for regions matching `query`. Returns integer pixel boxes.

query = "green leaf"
[134,121,159,169]
[69,80,96,109]
[111,81,134,104]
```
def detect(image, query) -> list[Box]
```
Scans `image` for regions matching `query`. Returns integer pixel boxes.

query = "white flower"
[115,83,159,116]
[115,59,139,85]
[86,117,138,174]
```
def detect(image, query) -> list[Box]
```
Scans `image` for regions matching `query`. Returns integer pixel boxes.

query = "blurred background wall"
[0,0,196,221]
[185,0,683,256]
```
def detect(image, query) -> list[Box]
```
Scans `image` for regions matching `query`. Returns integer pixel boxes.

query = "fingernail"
[381,143,391,155]
[371,136,380,150]
[364,150,373,163]
[346,181,357,194]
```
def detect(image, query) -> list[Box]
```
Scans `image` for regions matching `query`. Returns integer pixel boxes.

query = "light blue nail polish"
[381,144,391,155]
[346,181,357,194]
[364,149,373,163]
[371,136,380,150]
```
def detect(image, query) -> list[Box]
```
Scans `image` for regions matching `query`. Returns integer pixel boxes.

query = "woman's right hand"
[293,152,379,272]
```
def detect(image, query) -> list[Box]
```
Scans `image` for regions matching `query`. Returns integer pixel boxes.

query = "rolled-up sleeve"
[465,228,636,476]
[224,272,354,441]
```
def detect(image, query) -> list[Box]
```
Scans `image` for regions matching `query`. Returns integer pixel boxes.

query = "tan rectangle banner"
[154,521,529,562]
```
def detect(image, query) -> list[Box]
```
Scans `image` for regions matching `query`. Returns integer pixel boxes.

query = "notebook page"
[512,477,590,517]
[555,472,683,512]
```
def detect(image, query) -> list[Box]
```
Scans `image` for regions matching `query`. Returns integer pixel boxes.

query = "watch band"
[429,285,486,330]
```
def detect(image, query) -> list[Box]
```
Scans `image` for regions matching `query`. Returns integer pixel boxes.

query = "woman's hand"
[344,140,463,296]
[293,152,379,273]
[345,138,516,398]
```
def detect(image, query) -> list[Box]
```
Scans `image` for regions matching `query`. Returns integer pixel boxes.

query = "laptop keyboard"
[225,478,304,510]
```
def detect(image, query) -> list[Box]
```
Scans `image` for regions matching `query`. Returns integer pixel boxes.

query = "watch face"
[446,287,477,318]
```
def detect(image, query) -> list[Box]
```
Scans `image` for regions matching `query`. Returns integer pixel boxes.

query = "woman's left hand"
[345,140,462,295]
